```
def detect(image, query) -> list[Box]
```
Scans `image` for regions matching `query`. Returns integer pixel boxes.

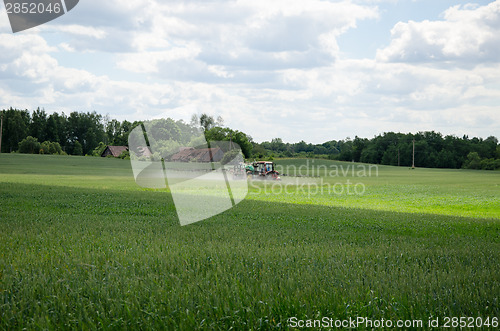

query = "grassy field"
[1,154,499,329]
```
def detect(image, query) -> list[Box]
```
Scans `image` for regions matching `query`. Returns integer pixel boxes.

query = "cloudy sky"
[1,0,499,143]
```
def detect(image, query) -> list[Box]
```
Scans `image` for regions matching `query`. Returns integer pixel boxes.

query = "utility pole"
[412,138,415,169]
[397,147,400,167]
[0,112,3,154]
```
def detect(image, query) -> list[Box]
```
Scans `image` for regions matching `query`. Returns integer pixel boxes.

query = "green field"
[1,154,499,329]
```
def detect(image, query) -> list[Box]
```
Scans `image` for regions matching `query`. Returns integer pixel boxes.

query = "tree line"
[0,107,139,155]
[0,108,253,159]
[1,107,499,170]
[254,132,500,170]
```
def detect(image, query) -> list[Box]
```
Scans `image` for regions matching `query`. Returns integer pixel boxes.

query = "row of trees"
[0,108,139,155]
[254,132,500,169]
[1,108,498,169]
[0,108,254,159]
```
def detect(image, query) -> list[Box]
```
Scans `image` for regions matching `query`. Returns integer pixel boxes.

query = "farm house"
[100,145,128,158]
[102,145,153,158]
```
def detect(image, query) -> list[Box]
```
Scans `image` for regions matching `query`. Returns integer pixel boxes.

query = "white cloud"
[1,0,499,143]
[377,1,500,64]
[55,25,107,39]
[117,0,379,76]
[59,43,75,52]
[116,45,201,74]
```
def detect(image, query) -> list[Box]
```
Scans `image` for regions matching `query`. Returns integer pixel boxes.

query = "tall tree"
[199,113,215,132]
[29,107,47,142]
[2,108,30,152]
[205,126,253,158]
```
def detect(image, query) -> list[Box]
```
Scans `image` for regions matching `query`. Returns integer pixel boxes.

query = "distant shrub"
[119,150,130,160]
[18,136,40,154]
[463,152,481,169]
[480,158,500,170]
[73,141,83,156]
[39,141,50,154]
[463,152,500,170]
[40,141,63,155]
[91,142,107,157]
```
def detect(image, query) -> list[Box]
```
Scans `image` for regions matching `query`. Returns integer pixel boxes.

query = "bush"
[40,141,63,155]
[463,152,500,170]
[463,152,481,169]
[92,142,107,157]
[50,142,63,155]
[73,141,83,156]
[480,158,500,170]
[40,141,51,154]
[118,150,130,160]
[18,136,40,154]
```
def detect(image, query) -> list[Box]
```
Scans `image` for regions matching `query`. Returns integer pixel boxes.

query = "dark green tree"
[73,141,83,156]
[199,113,215,132]
[29,108,47,142]
[205,127,253,158]
[2,108,29,152]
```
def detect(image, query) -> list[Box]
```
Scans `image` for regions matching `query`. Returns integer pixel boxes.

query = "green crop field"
[1,154,499,329]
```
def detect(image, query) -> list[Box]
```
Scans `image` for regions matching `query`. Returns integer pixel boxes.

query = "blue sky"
[1,0,499,143]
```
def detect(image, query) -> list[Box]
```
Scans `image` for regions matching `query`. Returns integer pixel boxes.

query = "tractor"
[245,161,281,180]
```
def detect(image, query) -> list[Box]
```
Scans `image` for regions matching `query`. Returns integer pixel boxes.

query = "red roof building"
[101,146,128,158]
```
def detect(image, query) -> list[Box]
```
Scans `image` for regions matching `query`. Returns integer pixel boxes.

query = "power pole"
[397,147,400,167]
[0,112,3,154]
[412,138,415,169]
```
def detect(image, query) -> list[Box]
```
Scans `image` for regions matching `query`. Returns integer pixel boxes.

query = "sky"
[1,0,499,144]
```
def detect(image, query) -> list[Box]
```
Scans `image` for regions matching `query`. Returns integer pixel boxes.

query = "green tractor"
[245,161,281,180]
